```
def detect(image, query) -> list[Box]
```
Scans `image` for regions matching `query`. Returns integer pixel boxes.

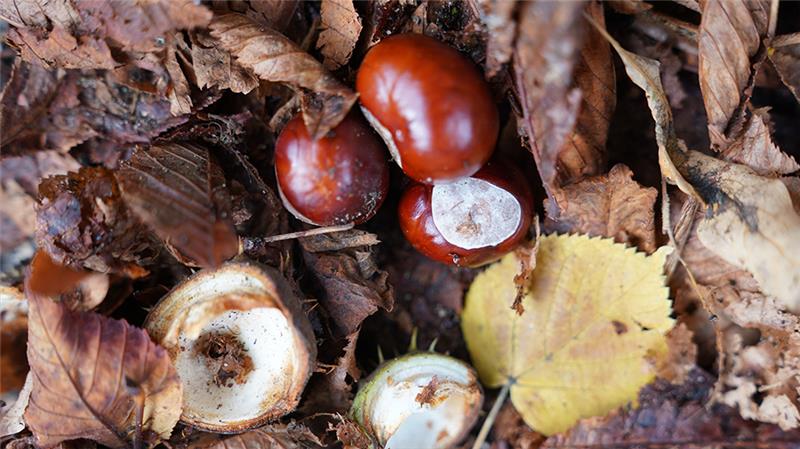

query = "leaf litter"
[1,1,800,448]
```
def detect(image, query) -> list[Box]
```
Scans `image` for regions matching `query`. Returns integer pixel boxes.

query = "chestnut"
[398,159,533,267]
[275,112,390,226]
[356,33,499,184]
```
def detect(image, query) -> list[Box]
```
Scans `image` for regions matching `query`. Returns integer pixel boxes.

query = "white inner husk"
[361,106,402,167]
[176,308,297,426]
[431,177,521,249]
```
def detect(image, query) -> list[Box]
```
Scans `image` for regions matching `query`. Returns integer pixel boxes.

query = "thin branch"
[240,223,355,256]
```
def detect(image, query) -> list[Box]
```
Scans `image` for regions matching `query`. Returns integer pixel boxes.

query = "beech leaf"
[462,234,674,435]
[317,0,362,70]
[209,14,358,139]
[24,290,182,448]
[117,142,239,268]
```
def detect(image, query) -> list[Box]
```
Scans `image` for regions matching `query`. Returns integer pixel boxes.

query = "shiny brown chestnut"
[275,112,390,226]
[356,33,499,184]
[398,159,533,267]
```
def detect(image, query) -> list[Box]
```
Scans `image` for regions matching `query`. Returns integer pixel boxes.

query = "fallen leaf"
[479,0,517,76]
[299,229,380,253]
[361,0,418,47]
[0,373,31,438]
[720,107,799,175]
[657,323,698,384]
[24,290,182,448]
[164,34,193,116]
[542,369,800,448]
[545,164,658,253]
[117,142,239,268]
[491,403,545,449]
[35,167,156,275]
[301,332,361,414]
[190,31,259,94]
[513,1,584,200]
[187,422,323,448]
[247,1,299,32]
[770,36,800,103]
[676,150,800,312]
[555,1,616,186]
[209,14,358,139]
[318,0,362,70]
[1,181,37,283]
[698,0,771,148]
[0,287,28,397]
[7,26,114,70]
[462,234,674,435]
[0,0,78,28]
[301,245,394,335]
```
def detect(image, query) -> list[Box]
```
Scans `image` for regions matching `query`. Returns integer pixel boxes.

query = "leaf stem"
[240,223,355,255]
[471,382,511,449]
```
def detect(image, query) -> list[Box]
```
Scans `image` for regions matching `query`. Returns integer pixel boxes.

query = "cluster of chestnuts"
[276,33,533,267]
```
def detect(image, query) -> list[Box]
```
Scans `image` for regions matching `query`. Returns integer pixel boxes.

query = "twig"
[471,382,511,449]
[240,223,355,256]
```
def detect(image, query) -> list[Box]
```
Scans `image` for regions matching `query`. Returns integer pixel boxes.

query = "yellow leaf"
[462,234,674,435]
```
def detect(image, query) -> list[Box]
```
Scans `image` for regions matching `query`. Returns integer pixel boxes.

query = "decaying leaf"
[698,0,771,148]
[318,0,362,70]
[462,234,674,435]
[0,287,28,397]
[187,422,323,449]
[513,1,584,199]
[542,369,800,448]
[209,14,358,139]
[545,164,658,253]
[301,332,361,414]
[302,240,393,335]
[720,107,799,175]
[555,1,616,186]
[35,167,156,275]
[24,289,182,448]
[6,26,114,70]
[117,142,239,268]
[190,31,259,94]
[770,36,800,103]
[0,373,31,438]
[480,0,517,76]
[678,150,800,312]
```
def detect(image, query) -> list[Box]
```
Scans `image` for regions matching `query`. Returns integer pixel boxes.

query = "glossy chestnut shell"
[398,159,533,267]
[275,112,390,226]
[356,33,499,184]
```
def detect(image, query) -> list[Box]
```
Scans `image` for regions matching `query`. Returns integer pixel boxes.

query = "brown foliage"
[117,142,239,268]
[24,288,182,448]
[770,36,800,103]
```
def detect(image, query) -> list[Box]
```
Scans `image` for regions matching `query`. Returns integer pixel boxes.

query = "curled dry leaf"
[0,61,186,156]
[35,167,156,276]
[190,31,259,94]
[187,422,323,449]
[209,14,358,139]
[301,240,393,336]
[144,262,316,432]
[555,0,616,186]
[117,142,239,268]
[318,0,363,70]
[698,0,771,148]
[770,37,800,103]
[462,235,674,435]
[720,107,799,175]
[513,1,584,200]
[545,164,658,253]
[542,369,800,448]
[24,288,182,448]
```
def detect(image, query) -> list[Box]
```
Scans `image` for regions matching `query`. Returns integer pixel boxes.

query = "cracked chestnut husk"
[144,261,316,433]
[350,352,483,449]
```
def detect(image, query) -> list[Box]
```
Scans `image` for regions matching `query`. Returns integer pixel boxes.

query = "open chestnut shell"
[275,112,390,226]
[356,33,499,184]
[398,159,533,267]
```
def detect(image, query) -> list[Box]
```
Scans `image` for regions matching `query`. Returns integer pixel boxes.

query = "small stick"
[241,223,355,255]
[471,382,511,449]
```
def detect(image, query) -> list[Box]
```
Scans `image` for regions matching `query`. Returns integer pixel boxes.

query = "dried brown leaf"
[301,332,361,414]
[299,229,380,253]
[301,245,393,335]
[545,164,658,253]
[542,370,800,448]
[0,373,31,438]
[513,1,584,200]
[698,0,770,148]
[318,0,362,70]
[7,26,114,70]
[188,423,323,449]
[555,1,616,186]
[769,38,800,104]
[24,289,182,448]
[190,31,259,94]
[164,35,193,116]
[0,0,78,28]
[248,1,299,32]
[361,0,418,47]
[479,0,517,76]
[491,403,545,449]
[0,287,28,399]
[117,142,239,268]
[35,167,156,275]
[658,323,698,384]
[209,14,358,139]
[721,107,799,175]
